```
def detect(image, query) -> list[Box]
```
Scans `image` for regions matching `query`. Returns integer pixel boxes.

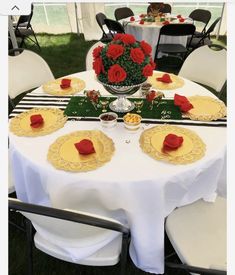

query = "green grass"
[25,33,96,78]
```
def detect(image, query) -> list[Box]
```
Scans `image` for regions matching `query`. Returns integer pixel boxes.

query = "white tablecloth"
[123,15,193,58]
[9,70,226,274]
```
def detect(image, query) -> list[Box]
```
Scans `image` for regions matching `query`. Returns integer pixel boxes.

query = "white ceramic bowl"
[99,112,118,128]
[123,113,142,131]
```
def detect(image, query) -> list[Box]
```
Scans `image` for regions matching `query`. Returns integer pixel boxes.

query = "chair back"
[8,48,54,99]
[160,23,196,37]
[114,7,134,21]
[86,41,105,71]
[159,3,172,13]
[189,9,211,25]
[96,12,107,35]
[179,45,226,93]
[15,4,34,29]
[104,18,125,37]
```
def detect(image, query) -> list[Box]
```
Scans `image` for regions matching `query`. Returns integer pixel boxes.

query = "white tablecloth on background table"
[9,70,226,274]
[123,15,193,58]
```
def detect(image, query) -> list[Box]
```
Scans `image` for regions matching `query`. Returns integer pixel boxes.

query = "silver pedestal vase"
[98,80,145,113]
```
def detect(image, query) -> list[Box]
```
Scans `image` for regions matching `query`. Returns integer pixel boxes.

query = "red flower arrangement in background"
[92,34,156,86]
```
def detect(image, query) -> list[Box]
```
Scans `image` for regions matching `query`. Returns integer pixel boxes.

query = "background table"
[123,15,193,58]
[9,70,226,274]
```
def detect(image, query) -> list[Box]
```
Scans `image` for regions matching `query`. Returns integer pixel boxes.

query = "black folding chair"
[14,4,40,50]
[9,198,130,275]
[189,17,221,49]
[154,23,196,65]
[96,12,113,43]
[114,7,134,21]
[189,9,211,37]
[104,18,125,37]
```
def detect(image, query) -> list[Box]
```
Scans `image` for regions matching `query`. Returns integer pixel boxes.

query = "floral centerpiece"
[92,33,156,112]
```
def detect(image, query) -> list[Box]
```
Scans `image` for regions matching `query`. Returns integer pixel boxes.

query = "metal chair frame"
[114,7,134,21]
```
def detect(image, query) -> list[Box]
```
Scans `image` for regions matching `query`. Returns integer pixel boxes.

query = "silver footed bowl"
[97,79,146,113]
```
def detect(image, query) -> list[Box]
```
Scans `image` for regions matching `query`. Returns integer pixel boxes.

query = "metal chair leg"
[25,219,33,275]
[119,233,129,275]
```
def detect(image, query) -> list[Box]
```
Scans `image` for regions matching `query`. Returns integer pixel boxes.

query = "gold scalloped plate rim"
[185,96,227,121]
[42,77,86,96]
[147,72,184,90]
[9,108,68,137]
[47,130,115,172]
[139,125,206,165]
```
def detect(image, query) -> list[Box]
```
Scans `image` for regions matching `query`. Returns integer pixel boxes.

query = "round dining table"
[9,70,226,274]
[123,15,193,58]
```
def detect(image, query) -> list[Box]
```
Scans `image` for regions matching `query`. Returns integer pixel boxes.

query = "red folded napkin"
[74,139,96,155]
[146,90,157,102]
[179,18,185,23]
[163,20,170,25]
[139,20,144,25]
[157,73,172,83]
[130,16,135,21]
[163,133,184,151]
[60,78,71,89]
[139,14,145,18]
[30,114,44,128]
[174,94,193,112]
[177,15,182,18]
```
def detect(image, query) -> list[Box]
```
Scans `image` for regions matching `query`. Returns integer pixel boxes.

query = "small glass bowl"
[123,113,142,131]
[99,112,118,128]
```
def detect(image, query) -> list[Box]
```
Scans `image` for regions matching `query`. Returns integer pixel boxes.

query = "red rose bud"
[139,20,144,25]
[146,90,157,102]
[60,78,71,89]
[179,18,185,23]
[163,20,170,25]
[130,16,135,21]
[30,114,44,128]
[157,74,172,83]
[74,139,96,155]
[177,15,182,18]
[163,134,184,151]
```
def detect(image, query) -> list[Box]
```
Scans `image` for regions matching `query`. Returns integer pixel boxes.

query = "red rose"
[163,21,170,25]
[163,134,184,151]
[179,18,185,23]
[106,44,124,60]
[92,46,103,59]
[150,57,157,70]
[30,114,44,128]
[130,48,145,64]
[146,90,157,102]
[108,64,127,83]
[177,15,182,18]
[139,20,144,25]
[130,16,135,21]
[113,33,124,41]
[74,139,96,155]
[140,40,152,56]
[93,57,104,75]
[142,64,153,77]
[121,34,136,44]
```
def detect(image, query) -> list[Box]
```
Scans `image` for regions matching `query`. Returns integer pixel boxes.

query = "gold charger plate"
[186,96,227,121]
[9,108,67,137]
[42,77,86,96]
[139,125,206,164]
[47,130,115,172]
[148,72,184,90]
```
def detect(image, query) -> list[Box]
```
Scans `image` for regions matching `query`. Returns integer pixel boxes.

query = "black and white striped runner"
[9,93,227,127]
